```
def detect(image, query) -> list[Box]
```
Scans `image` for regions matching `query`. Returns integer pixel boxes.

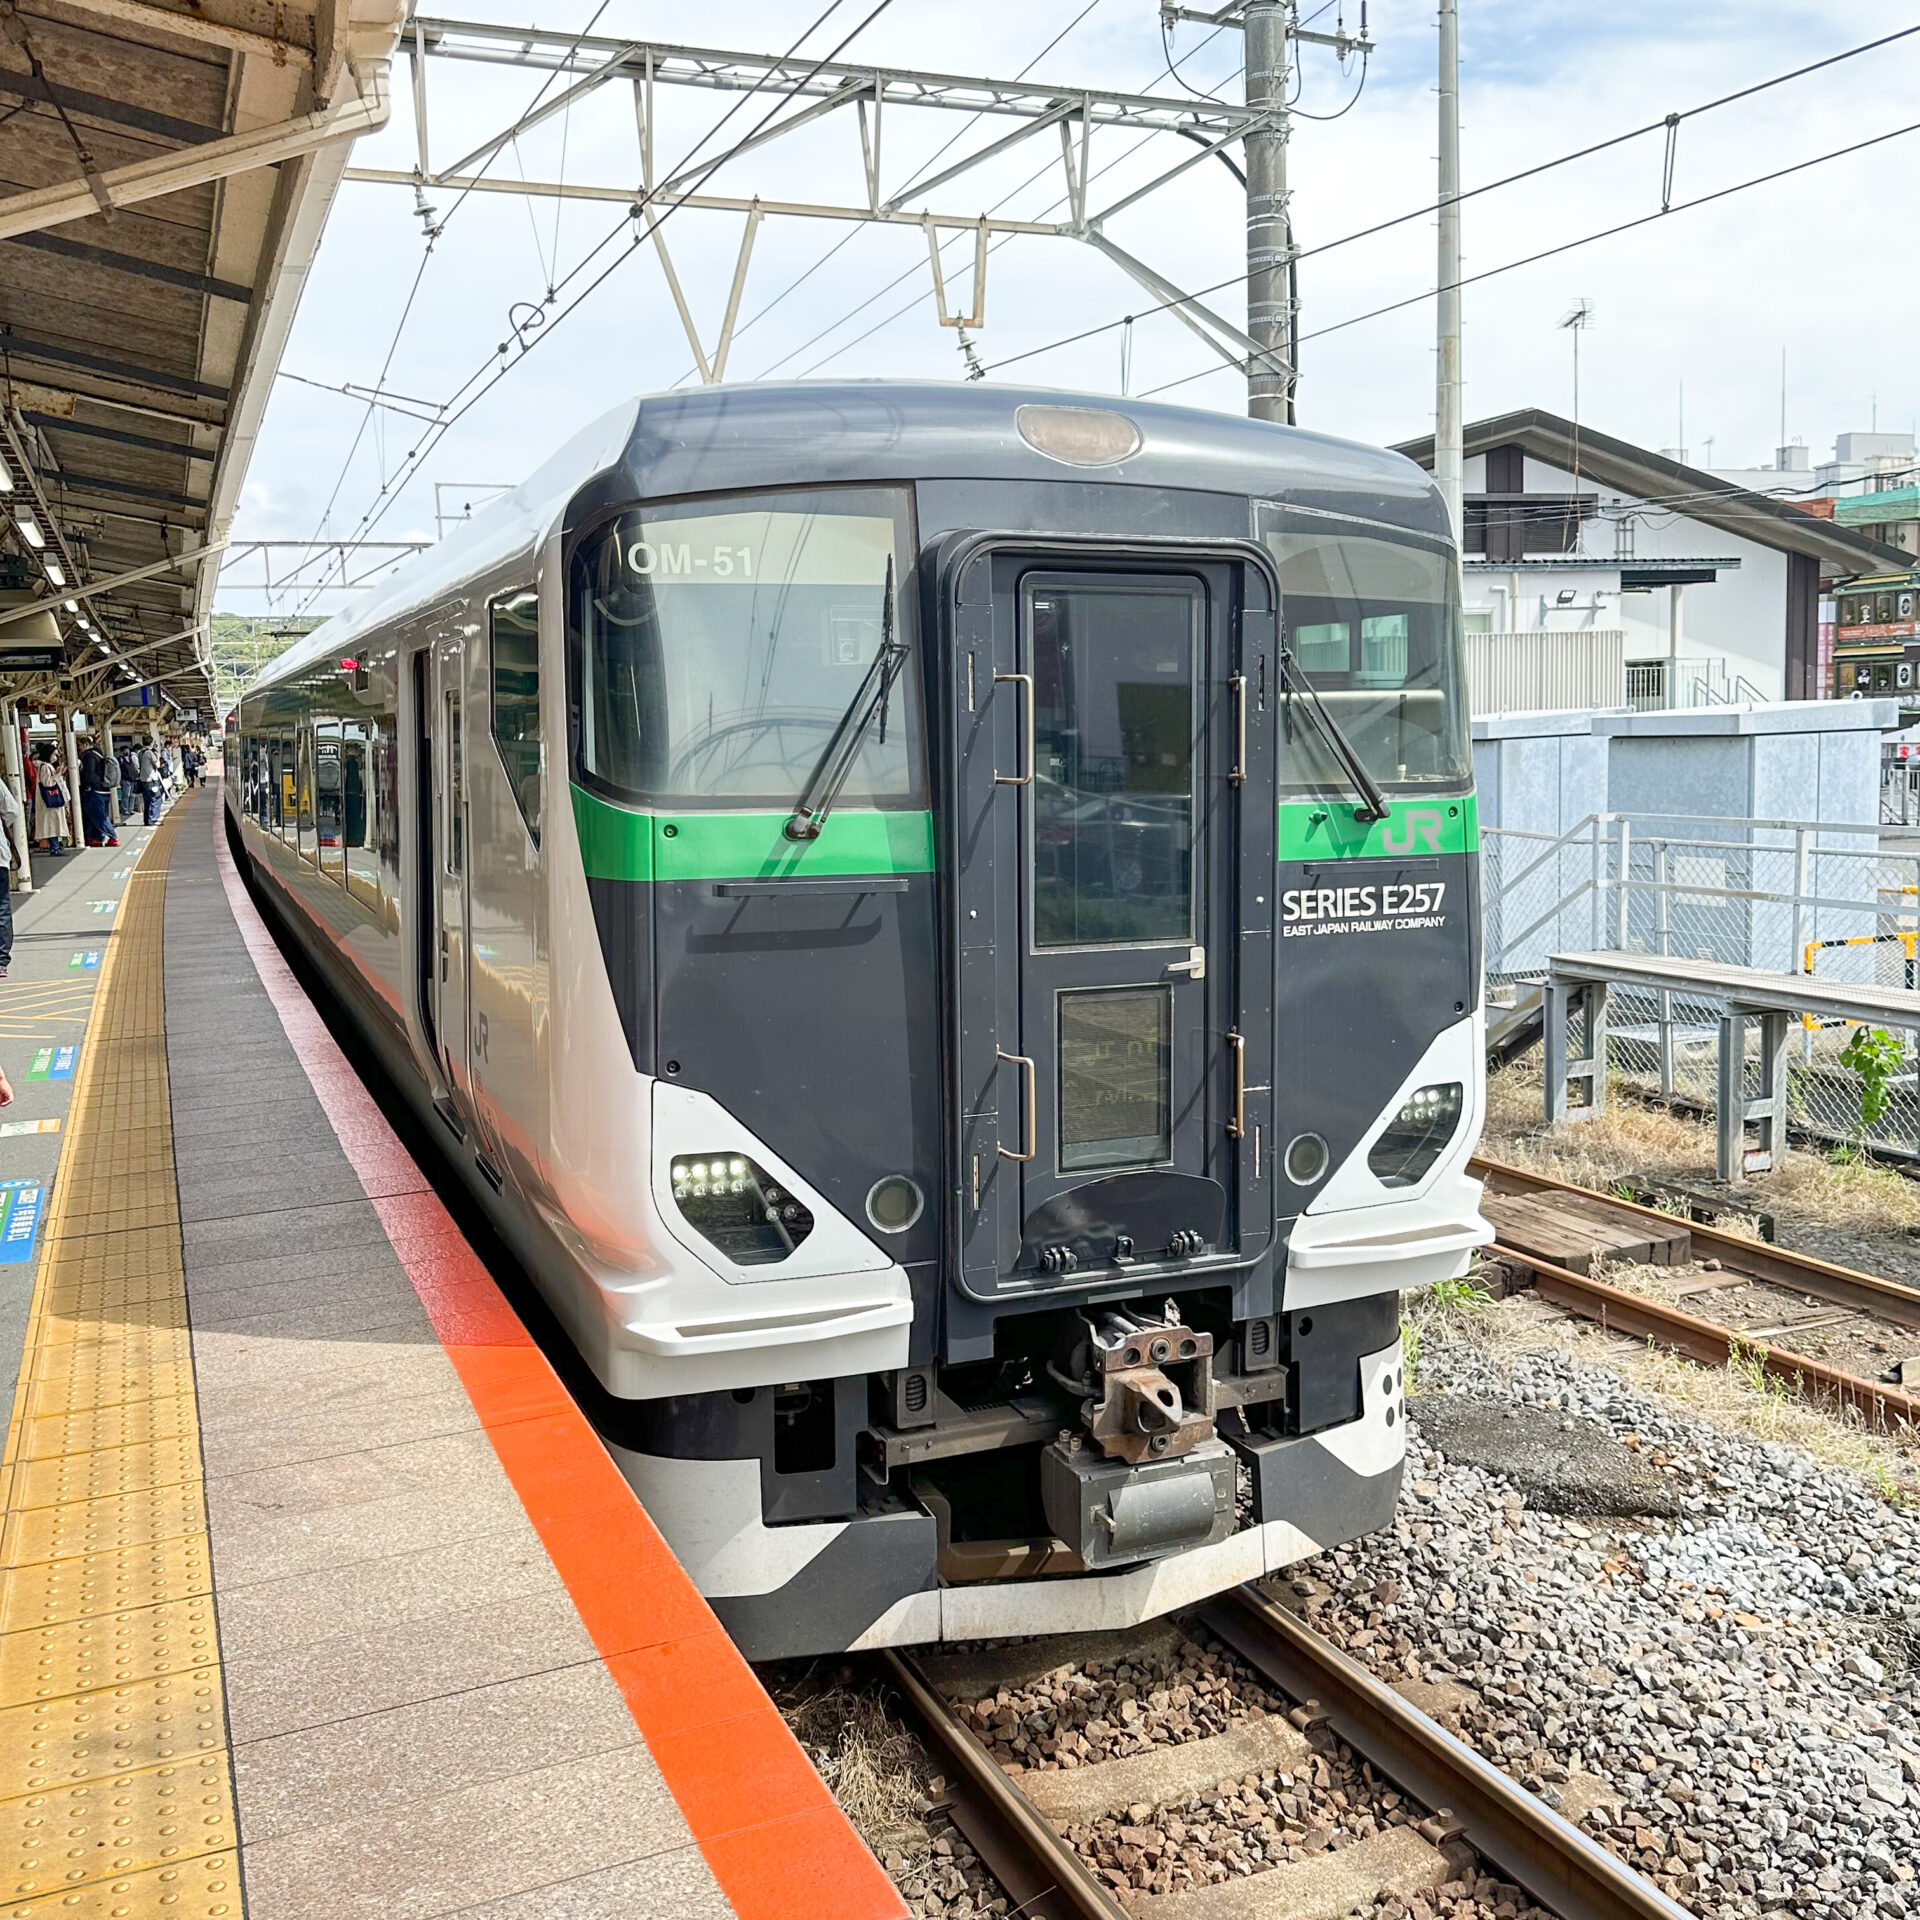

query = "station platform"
[0,789,905,1919]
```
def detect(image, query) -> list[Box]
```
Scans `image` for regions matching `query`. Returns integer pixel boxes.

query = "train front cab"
[580,471,1490,1658]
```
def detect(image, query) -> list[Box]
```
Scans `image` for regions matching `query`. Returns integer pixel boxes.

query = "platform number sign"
[0,1180,45,1264]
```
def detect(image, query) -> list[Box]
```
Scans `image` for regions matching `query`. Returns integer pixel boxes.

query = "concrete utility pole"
[1243,0,1294,423]
[1435,0,1464,548]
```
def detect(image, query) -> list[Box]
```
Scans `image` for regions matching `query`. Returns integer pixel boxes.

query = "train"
[226,380,1491,1658]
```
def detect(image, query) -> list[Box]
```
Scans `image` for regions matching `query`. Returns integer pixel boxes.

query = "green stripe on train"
[571,785,936,883]
[1278,793,1477,861]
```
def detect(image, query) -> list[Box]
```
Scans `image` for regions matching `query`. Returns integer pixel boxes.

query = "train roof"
[247,379,1446,697]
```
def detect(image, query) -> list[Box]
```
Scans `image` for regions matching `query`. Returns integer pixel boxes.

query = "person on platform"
[78,735,119,849]
[31,744,68,856]
[117,744,139,822]
[0,769,20,979]
[137,742,162,827]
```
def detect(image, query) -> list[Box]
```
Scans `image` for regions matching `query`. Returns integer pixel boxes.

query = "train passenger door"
[949,547,1276,1300]
[426,633,472,1114]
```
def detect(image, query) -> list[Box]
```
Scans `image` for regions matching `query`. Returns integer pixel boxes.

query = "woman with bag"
[32,744,69,856]
[137,742,163,826]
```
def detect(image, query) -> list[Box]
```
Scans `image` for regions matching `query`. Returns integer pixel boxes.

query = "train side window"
[445,689,464,875]
[489,589,541,845]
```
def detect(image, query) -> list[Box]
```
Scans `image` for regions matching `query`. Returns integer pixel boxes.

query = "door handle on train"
[1227,1030,1246,1140]
[996,1048,1037,1162]
[993,672,1034,787]
[1229,673,1248,786]
[1166,946,1206,980]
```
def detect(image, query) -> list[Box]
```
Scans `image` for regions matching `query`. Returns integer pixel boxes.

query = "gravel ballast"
[1281,1328,1920,1920]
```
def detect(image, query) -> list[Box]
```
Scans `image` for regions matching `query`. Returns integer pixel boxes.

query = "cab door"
[948,543,1275,1301]
[428,631,472,1113]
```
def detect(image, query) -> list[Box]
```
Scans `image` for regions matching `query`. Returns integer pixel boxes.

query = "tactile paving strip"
[0,803,244,1917]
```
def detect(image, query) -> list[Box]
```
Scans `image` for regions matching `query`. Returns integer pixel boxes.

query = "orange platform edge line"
[211,807,906,1920]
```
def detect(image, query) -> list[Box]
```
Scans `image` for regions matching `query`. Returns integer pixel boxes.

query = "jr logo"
[1381,806,1445,854]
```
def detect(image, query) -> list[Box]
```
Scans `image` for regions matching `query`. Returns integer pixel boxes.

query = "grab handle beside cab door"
[1229,673,1248,786]
[1228,1030,1245,1140]
[996,1048,1037,1162]
[993,672,1034,786]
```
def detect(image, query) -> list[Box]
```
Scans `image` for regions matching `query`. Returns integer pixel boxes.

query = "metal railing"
[1484,809,1920,1157]
[1620,657,1771,712]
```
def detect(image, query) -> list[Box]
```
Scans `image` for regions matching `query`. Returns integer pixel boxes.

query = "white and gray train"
[227,381,1490,1657]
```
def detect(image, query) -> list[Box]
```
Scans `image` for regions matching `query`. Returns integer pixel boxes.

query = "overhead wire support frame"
[367,19,1268,387]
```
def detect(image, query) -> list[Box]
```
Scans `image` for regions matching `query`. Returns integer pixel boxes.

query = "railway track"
[878,1592,1692,1920]
[1471,1155,1920,1432]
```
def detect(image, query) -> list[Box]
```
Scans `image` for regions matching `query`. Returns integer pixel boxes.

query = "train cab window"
[1258,511,1469,792]
[489,589,541,844]
[570,487,922,807]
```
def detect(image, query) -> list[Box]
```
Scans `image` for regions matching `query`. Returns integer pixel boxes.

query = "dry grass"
[1416,1280,1920,1506]
[782,1681,936,1861]
[1482,1060,1920,1237]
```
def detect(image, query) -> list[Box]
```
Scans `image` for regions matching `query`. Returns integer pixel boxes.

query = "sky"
[219,0,1920,618]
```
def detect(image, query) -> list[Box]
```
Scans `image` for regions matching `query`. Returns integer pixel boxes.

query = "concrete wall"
[1475,701,1900,972]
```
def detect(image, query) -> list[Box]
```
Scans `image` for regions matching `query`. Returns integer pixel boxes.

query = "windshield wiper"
[786,556,907,842]
[1278,648,1390,824]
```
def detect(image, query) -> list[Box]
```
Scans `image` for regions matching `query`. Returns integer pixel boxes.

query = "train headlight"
[670,1152,814,1266]
[1366,1082,1465,1189]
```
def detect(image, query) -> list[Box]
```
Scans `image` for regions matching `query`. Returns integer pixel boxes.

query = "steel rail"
[1486,1239,1920,1431]
[878,1649,1131,1920]
[1197,1587,1696,1920]
[1472,1153,1920,1330]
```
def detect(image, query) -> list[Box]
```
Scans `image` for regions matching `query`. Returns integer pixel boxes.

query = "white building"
[1396,410,1907,712]
[1710,430,1916,502]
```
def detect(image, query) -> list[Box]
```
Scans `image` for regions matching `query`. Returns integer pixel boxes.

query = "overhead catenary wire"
[1135,113,1920,401]
[977,18,1920,382]
[762,17,1246,383]
[282,0,618,598]
[673,0,1116,389]
[292,0,903,612]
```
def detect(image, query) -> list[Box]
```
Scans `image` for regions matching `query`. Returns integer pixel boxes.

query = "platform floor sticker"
[67,951,102,969]
[0,1119,60,1137]
[27,1046,76,1082]
[88,900,118,914]
[0,1179,45,1263]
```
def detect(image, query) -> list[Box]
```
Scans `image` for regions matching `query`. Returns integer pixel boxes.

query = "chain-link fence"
[1485,811,1920,1159]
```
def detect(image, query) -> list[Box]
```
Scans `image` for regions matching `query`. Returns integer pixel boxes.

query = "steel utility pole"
[1244,0,1293,423]
[1435,0,1463,548]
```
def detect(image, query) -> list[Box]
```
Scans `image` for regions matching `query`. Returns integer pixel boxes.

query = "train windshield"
[1260,515,1470,792]
[570,487,923,807]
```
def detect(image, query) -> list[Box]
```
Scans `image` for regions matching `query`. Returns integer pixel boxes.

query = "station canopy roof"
[0,0,402,725]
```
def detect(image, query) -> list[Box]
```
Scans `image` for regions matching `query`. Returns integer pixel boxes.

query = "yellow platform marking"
[0,802,246,1917]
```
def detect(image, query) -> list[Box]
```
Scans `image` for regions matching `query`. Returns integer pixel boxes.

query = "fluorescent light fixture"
[0,450,12,493]
[17,514,44,549]
[45,560,66,587]
[64,599,78,612]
